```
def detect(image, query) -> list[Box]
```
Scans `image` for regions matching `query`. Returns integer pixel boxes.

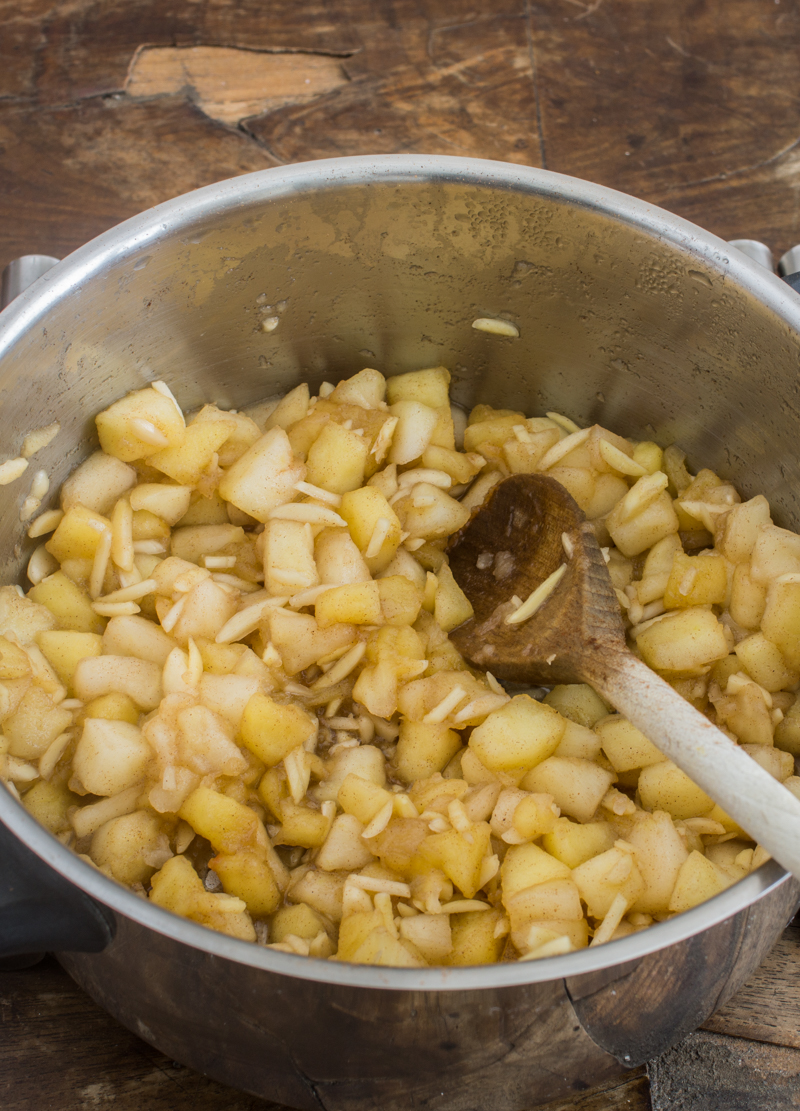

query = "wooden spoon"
[447,472,800,881]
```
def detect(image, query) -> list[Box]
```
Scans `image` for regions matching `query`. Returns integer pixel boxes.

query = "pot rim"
[1,153,797,991]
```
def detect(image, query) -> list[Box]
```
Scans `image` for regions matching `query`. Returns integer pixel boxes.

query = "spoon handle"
[582,649,800,882]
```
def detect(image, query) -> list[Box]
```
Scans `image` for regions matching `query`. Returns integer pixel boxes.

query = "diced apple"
[263,384,310,431]
[267,608,356,675]
[315,581,382,628]
[542,817,617,869]
[626,810,688,915]
[0,586,58,642]
[419,821,491,898]
[330,368,387,410]
[394,722,462,783]
[636,608,729,674]
[339,486,402,573]
[46,505,111,563]
[36,630,103,691]
[274,801,333,849]
[241,693,317,767]
[388,401,439,465]
[60,451,137,516]
[521,757,614,823]
[73,718,151,796]
[96,386,186,462]
[761,579,800,669]
[716,496,771,564]
[91,811,166,885]
[729,564,767,630]
[73,654,162,710]
[469,695,566,777]
[28,572,104,634]
[668,850,732,913]
[209,850,281,916]
[400,484,471,541]
[596,715,666,773]
[387,367,450,409]
[735,632,798,692]
[84,692,140,724]
[337,773,394,825]
[3,685,73,759]
[218,427,306,522]
[149,417,235,485]
[316,813,375,872]
[179,785,265,854]
[314,528,371,585]
[637,760,714,820]
[306,421,370,494]
[544,684,610,727]
[664,552,728,609]
[501,842,571,900]
[270,901,326,943]
[128,483,193,526]
[102,614,175,666]
[572,846,645,919]
[504,879,583,929]
[447,909,505,965]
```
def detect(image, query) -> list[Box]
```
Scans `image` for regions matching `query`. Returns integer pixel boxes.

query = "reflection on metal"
[727,239,774,272]
[0,255,60,310]
[778,244,800,285]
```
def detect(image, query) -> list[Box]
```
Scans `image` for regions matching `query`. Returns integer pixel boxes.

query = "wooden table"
[3,1,800,1107]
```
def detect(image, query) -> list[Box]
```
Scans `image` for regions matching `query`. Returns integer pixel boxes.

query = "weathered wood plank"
[0,0,359,102]
[3,0,800,270]
[648,1030,800,1111]
[0,96,277,272]
[126,47,350,126]
[246,1,543,167]
[702,925,800,1049]
[525,0,800,251]
[0,957,286,1111]
[537,1070,651,1111]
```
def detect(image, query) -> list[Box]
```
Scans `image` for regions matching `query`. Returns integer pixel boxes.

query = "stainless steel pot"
[1,155,798,1110]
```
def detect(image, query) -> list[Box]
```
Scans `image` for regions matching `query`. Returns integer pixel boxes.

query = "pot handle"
[0,815,115,969]
[728,238,800,291]
[0,254,60,310]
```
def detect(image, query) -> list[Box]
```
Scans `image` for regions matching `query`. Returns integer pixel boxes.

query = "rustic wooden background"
[3,0,800,1107]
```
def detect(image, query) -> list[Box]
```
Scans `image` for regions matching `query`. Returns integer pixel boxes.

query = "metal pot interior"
[1,154,798,988]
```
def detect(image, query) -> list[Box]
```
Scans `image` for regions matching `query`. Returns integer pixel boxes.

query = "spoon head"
[447,474,626,685]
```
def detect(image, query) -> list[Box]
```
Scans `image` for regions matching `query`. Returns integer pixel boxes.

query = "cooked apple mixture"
[3,365,800,966]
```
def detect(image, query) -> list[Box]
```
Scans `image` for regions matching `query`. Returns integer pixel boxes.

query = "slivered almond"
[546,411,581,434]
[537,427,591,471]
[590,891,630,947]
[215,596,287,643]
[28,509,63,538]
[362,799,394,839]
[505,564,566,625]
[267,503,346,527]
[0,457,28,485]
[130,418,169,447]
[598,438,647,476]
[348,875,411,897]
[89,528,113,600]
[422,685,467,723]
[365,517,391,559]
[311,641,365,689]
[294,481,342,507]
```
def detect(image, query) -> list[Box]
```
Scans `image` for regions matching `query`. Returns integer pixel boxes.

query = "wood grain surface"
[2,1,800,1107]
[3,0,800,273]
